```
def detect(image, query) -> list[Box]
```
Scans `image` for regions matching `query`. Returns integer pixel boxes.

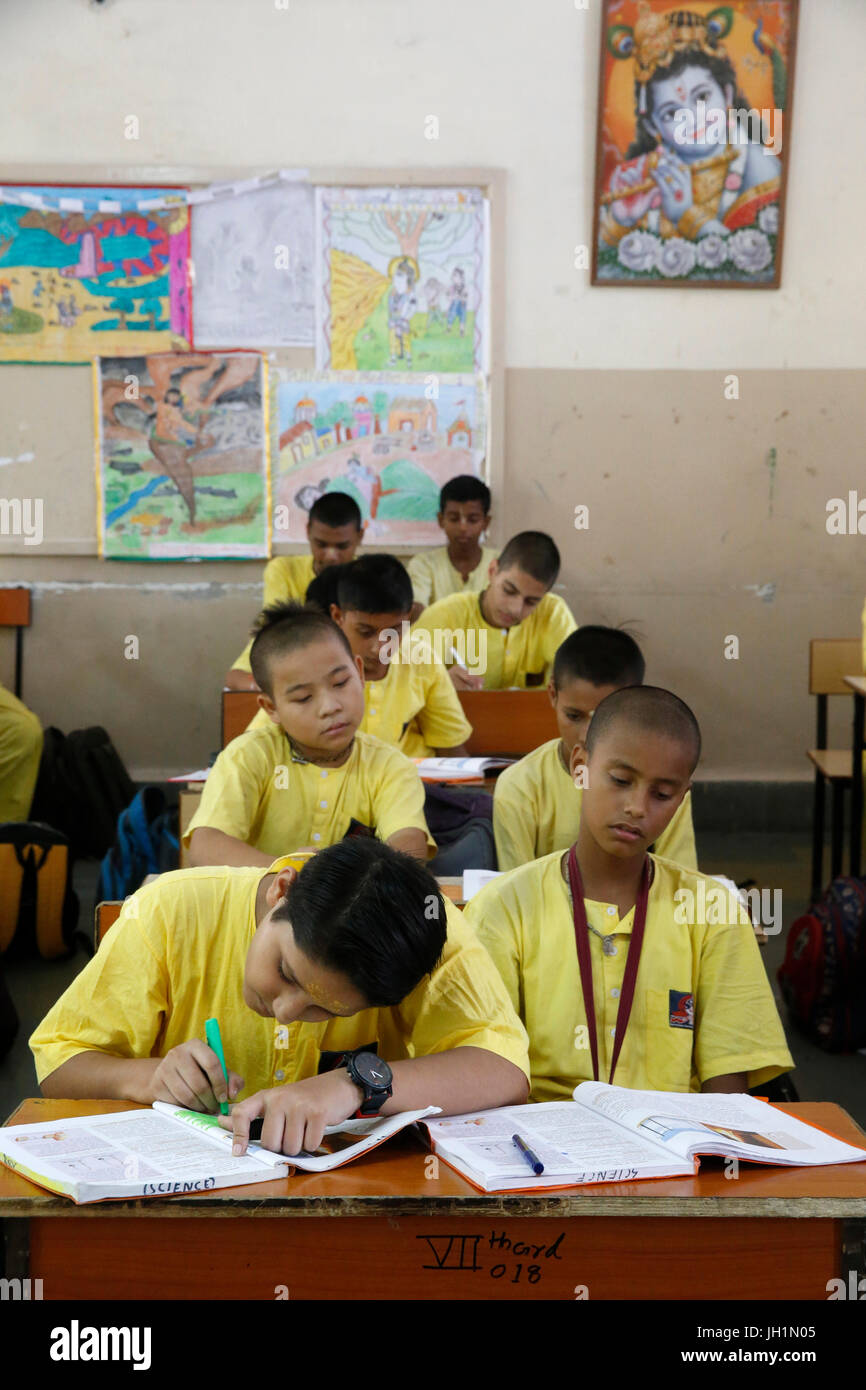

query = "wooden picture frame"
[591,1,799,288]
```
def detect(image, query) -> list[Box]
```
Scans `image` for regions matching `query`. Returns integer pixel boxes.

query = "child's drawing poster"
[271,370,486,546]
[96,352,270,560]
[0,186,191,362]
[192,181,314,347]
[316,187,488,374]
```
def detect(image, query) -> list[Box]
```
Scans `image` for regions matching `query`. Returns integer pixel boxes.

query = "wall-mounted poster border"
[591,1,799,288]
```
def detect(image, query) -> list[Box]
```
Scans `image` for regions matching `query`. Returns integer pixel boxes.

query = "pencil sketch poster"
[96,352,270,561]
[191,181,314,347]
[0,186,191,362]
[316,187,488,374]
[271,370,485,546]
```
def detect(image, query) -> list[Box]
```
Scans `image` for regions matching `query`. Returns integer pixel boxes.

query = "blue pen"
[512,1132,544,1175]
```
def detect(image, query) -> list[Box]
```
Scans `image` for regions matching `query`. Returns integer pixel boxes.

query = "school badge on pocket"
[669,990,694,1029]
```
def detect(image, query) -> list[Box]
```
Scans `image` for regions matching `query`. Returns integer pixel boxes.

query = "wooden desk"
[844,675,866,878]
[3,1098,865,1301]
[222,689,259,746]
[460,689,557,757]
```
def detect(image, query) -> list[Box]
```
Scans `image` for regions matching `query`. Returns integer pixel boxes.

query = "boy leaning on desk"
[29,840,530,1158]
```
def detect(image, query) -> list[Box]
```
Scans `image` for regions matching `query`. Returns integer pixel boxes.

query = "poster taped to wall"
[271,369,486,547]
[96,352,270,560]
[0,185,191,361]
[316,187,488,374]
[191,180,314,347]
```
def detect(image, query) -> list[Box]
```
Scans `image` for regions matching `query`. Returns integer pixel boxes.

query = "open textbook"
[423,1084,866,1193]
[0,1102,439,1205]
[412,756,513,782]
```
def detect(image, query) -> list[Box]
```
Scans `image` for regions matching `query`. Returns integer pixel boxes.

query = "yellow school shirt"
[229,555,317,671]
[494,737,697,872]
[464,851,793,1102]
[362,649,471,757]
[183,723,435,857]
[30,864,531,1094]
[408,545,498,609]
[412,591,577,690]
[0,682,43,822]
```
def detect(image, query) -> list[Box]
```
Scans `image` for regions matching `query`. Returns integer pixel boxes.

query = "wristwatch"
[343,1049,393,1117]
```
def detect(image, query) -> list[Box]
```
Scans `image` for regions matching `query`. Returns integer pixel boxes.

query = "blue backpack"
[96,787,179,905]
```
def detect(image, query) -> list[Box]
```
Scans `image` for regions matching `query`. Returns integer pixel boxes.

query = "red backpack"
[777,877,866,1051]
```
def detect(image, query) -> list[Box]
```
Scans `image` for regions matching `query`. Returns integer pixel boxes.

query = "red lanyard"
[566,846,651,1085]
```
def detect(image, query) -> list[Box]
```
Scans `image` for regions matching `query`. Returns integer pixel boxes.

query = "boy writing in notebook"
[407,475,497,620]
[31,840,530,1155]
[225,491,363,691]
[494,627,697,871]
[465,686,793,1102]
[412,530,576,691]
[244,556,472,759]
[187,605,434,867]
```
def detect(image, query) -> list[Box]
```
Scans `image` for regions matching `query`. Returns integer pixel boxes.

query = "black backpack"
[30,726,136,859]
[0,822,81,961]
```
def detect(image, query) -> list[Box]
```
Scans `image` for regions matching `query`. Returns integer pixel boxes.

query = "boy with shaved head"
[465,686,792,1101]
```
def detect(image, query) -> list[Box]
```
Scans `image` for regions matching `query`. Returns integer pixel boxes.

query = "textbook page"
[574,1084,866,1167]
[0,1108,289,1203]
[462,869,501,902]
[425,1102,689,1190]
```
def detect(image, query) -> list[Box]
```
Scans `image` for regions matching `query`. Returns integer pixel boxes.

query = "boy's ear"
[329,603,344,626]
[569,740,588,780]
[266,866,299,908]
[547,676,558,709]
[487,558,499,581]
[256,692,281,725]
[353,653,365,684]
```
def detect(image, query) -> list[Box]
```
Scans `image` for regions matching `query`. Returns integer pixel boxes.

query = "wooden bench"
[0,586,31,698]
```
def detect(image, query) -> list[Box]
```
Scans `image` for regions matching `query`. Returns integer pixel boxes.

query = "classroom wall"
[0,0,863,782]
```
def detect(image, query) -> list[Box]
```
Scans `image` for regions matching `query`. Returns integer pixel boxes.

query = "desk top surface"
[2,1099,866,1218]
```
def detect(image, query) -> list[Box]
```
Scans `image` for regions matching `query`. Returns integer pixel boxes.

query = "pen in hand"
[204,1017,230,1116]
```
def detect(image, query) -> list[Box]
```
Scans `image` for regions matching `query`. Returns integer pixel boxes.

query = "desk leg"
[851,693,865,878]
[1,1218,30,1279]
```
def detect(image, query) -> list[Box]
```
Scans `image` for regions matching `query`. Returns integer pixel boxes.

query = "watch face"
[354,1051,392,1087]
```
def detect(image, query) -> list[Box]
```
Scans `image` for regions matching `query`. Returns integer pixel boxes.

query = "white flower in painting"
[696,234,728,269]
[617,230,659,274]
[656,236,697,278]
[758,205,779,236]
[728,228,773,273]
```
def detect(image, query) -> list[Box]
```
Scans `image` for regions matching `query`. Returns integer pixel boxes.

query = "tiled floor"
[2,837,865,1129]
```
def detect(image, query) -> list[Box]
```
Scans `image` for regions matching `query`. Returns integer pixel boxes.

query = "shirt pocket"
[643,987,695,1092]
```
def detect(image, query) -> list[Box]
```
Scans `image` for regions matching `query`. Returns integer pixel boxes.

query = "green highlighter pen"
[204,1017,230,1116]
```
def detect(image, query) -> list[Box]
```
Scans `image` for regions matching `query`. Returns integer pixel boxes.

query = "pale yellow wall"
[0,0,863,780]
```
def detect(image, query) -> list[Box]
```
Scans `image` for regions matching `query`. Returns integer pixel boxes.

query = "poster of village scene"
[271,371,486,546]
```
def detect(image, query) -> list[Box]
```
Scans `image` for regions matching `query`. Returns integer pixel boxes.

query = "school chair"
[0,585,31,698]
[459,690,558,757]
[94,899,123,951]
[222,689,260,747]
[806,637,862,901]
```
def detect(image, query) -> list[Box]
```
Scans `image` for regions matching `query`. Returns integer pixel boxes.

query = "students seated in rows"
[186,605,434,867]
[465,687,792,1102]
[494,627,697,871]
[31,841,530,1152]
[0,682,43,822]
[412,530,576,691]
[407,475,497,621]
[243,556,471,758]
[225,491,364,691]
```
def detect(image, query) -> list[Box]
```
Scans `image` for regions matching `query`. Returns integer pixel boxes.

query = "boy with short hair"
[494,627,697,871]
[31,840,530,1154]
[412,530,577,690]
[187,604,434,867]
[407,475,497,619]
[225,491,363,690]
[465,686,793,1102]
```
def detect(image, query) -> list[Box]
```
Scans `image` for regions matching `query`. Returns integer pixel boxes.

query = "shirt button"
[606,906,617,917]
[611,987,620,999]
[609,1027,616,1037]
[275,1070,285,1081]
[312,833,321,842]
[320,800,327,808]
[370,708,376,716]
[320,770,328,778]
